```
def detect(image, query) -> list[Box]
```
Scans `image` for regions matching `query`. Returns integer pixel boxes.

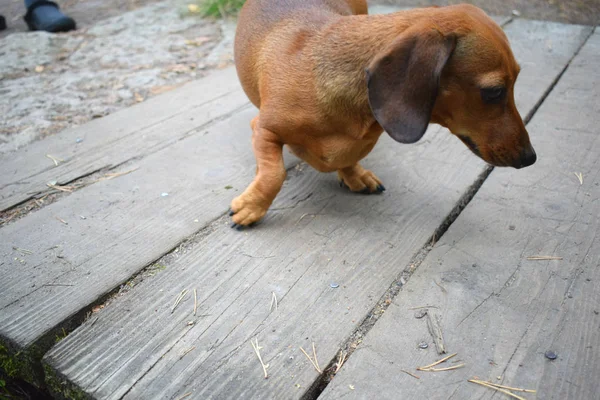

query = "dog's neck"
[312,9,458,124]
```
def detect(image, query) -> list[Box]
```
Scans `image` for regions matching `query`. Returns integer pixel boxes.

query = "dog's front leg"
[337,163,385,194]
[230,118,286,227]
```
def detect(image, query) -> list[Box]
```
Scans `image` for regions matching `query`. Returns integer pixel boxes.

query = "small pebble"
[76,138,83,143]
[512,9,521,16]
[509,225,516,230]
[545,350,557,360]
[414,309,428,319]
[187,321,195,326]
[161,192,169,197]
[418,342,429,349]
[330,283,340,288]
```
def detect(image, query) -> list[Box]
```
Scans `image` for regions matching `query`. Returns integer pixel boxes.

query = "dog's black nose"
[515,147,536,169]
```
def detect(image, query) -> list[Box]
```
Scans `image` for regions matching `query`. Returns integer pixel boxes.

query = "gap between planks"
[300,21,597,400]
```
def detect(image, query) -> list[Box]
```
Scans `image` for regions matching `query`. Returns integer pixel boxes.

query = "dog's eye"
[481,87,505,103]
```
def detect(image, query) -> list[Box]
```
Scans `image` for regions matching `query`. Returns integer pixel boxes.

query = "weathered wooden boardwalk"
[1,6,598,400]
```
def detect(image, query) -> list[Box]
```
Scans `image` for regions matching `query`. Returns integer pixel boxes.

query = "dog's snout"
[515,147,536,169]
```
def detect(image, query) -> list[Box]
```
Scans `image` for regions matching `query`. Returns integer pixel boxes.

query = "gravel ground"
[0,0,234,153]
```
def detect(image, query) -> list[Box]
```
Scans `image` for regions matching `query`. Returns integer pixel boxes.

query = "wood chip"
[426,309,446,354]
[573,172,583,185]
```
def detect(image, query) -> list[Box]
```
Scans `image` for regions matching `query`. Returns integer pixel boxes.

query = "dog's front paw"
[338,168,385,194]
[229,194,269,229]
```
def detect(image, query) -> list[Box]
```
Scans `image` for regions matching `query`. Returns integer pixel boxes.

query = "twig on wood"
[434,279,447,293]
[423,364,465,372]
[300,343,323,374]
[468,379,529,400]
[46,183,75,192]
[526,256,563,261]
[334,350,347,373]
[573,172,583,185]
[270,292,278,312]
[55,217,68,225]
[417,353,457,371]
[313,342,321,372]
[46,154,64,166]
[98,167,139,182]
[469,379,536,393]
[409,305,439,310]
[251,338,269,379]
[180,346,196,360]
[171,289,189,314]
[176,393,192,400]
[12,247,33,255]
[193,289,197,316]
[401,369,420,379]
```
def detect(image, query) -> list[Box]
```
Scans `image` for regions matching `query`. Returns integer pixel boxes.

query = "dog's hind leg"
[337,163,385,194]
[230,118,286,227]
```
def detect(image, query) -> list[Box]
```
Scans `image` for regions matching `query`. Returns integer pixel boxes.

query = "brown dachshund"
[230,0,536,227]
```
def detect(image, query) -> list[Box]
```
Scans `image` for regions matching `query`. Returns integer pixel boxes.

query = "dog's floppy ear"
[366,26,456,144]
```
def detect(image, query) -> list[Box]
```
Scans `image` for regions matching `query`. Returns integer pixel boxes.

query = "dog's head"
[366,5,536,169]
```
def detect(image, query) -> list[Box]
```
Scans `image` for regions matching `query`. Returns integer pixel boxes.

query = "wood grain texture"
[0,106,305,350]
[0,67,247,212]
[41,20,591,400]
[321,27,599,400]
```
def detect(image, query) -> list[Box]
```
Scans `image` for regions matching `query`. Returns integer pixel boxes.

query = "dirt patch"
[372,0,600,25]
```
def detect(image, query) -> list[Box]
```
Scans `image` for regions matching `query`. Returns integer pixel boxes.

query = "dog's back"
[234,0,367,107]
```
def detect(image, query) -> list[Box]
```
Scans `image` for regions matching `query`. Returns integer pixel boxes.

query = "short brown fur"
[230,0,536,226]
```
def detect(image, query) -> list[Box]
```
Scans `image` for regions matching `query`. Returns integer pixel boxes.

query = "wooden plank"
[321,28,599,400]
[0,66,247,212]
[0,106,304,350]
[41,20,590,400]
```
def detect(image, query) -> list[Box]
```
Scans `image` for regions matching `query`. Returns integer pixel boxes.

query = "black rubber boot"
[24,1,76,33]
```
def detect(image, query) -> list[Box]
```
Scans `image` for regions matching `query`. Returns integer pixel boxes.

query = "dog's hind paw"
[338,166,385,194]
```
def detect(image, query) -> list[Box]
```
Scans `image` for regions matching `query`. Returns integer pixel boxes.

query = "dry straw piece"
[171,289,189,314]
[469,379,536,400]
[251,338,269,379]
[300,343,322,374]
[417,353,464,372]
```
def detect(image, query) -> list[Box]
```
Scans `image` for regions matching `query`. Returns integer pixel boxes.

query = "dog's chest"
[287,127,383,172]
